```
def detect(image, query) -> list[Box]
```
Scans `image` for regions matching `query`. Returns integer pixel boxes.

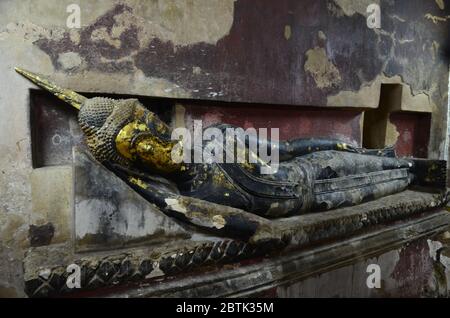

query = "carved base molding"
[23,188,449,297]
[111,210,450,298]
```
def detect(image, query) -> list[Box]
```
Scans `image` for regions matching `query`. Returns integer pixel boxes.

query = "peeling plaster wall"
[277,234,450,297]
[0,0,449,297]
[0,0,445,155]
[304,46,342,89]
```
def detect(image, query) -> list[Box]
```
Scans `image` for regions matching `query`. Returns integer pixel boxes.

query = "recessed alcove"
[182,101,363,144]
[30,84,434,170]
[30,89,366,169]
[362,84,432,158]
[29,89,174,168]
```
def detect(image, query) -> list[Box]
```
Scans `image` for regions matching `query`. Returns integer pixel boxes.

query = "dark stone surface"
[30,90,82,167]
[28,222,54,247]
[93,211,450,297]
[23,187,448,297]
[73,148,195,252]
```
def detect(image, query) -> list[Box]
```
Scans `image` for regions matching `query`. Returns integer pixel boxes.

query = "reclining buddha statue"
[16,68,446,225]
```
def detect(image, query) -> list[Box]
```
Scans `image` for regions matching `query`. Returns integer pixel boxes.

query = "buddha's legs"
[301,151,413,211]
[302,150,412,179]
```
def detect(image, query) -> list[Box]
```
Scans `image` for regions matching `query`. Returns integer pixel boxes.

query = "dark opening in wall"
[29,89,174,168]
[363,84,401,150]
[30,89,79,168]
[362,83,431,158]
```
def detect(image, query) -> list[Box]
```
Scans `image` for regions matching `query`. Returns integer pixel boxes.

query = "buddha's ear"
[15,67,87,110]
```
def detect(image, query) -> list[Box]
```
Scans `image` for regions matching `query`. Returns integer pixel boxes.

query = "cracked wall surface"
[0,0,447,155]
[0,0,449,297]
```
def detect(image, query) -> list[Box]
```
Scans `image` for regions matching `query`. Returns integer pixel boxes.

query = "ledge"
[107,209,450,297]
[23,188,448,297]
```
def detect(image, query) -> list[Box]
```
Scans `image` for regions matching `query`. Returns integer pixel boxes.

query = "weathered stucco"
[332,0,380,17]
[0,0,445,157]
[304,46,342,89]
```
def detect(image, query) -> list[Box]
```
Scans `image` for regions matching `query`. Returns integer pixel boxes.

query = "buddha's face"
[114,103,181,173]
[78,97,181,174]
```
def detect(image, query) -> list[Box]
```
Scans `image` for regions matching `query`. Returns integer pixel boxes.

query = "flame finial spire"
[15,67,86,110]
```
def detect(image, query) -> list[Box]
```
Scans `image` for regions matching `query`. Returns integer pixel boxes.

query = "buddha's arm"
[244,134,397,161]
[245,134,358,161]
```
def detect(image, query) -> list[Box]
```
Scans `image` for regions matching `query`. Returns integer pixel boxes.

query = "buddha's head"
[16,68,181,174]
